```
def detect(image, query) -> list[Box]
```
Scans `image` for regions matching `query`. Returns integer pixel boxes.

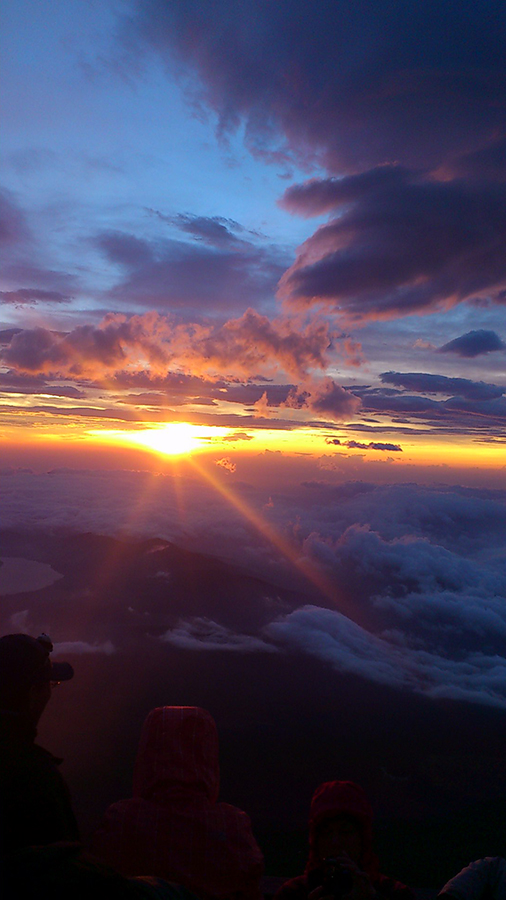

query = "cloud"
[265,605,506,708]
[52,640,116,655]
[185,308,334,379]
[326,439,402,452]
[125,1,506,175]
[2,470,506,707]
[348,382,506,439]
[438,330,506,358]
[0,288,71,305]
[0,316,169,376]
[0,310,335,387]
[380,372,505,402]
[215,457,236,473]
[9,610,29,630]
[160,618,277,652]
[157,212,251,248]
[284,377,361,422]
[279,170,506,322]
[222,432,254,442]
[0,371,86,399]
[118,5,506,330]
[95,228,286,315]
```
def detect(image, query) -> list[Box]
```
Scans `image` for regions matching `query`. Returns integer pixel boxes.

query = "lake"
[0,557,63,595]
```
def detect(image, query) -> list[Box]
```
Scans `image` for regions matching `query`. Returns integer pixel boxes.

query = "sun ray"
[187,455,358,618]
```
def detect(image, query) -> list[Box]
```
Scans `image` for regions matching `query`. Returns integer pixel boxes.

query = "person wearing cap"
[274,781,414,900]
[0,632,79,855]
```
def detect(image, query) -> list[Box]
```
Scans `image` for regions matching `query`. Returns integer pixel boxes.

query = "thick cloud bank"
[2,469,506,708]
[122,1,506,324]
[127,0,506,175]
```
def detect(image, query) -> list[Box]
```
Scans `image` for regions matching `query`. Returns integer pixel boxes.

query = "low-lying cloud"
[2,470,506,708]
[160,618,277,653]
[266,605,506,708]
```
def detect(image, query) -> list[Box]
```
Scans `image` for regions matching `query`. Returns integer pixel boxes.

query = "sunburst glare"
[91,423,233,457]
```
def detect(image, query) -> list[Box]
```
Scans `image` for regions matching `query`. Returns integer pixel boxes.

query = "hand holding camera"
[309,854,377,900]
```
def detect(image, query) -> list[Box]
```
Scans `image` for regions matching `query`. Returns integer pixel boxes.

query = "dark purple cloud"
[150,211,251,248]
[0,371,85,399]
[380,372,505,401]
[110,376,293,410]
[94,231,153,268]
[438,330,506,358]
[0,288,71,305]
[95,229,287,315]
[0,329,22,344]
[279,169,506,321]
[2,262,79,299]
[326,438,402,452]
[125,0,506,175]
[349,387,506,438]
[118,3,506,328]
[108,370,226,393]
[119,392,208,408]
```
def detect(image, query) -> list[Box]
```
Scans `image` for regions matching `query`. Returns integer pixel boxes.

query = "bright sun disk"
[92,423,232,456]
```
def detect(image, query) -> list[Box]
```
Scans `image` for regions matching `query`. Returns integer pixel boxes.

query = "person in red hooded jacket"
[89,706,263,900]
[274,781,414,900]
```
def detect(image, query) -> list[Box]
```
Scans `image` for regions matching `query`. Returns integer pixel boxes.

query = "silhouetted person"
[0,633,79,855]
[439,858,506,900]
[90,706,264,900]
[274,781,414,900]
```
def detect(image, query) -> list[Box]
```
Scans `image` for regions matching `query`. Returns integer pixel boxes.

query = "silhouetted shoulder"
[375,875,416,900]
[438,857,506,900]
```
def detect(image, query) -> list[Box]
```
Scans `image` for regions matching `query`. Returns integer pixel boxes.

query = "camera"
[321,858,354,899]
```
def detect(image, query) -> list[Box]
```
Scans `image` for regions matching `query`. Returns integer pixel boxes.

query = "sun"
[92,422,233,457]
[131,423,205,456]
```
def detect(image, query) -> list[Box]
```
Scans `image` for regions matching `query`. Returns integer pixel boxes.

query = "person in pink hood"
[90,707,263,900]
[274,781,414,900]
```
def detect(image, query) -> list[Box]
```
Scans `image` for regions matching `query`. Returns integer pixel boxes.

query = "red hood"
[132,706,220,803]
[306,781,378,877]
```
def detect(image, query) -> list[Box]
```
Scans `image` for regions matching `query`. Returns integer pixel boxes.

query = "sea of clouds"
[2,468,506,708]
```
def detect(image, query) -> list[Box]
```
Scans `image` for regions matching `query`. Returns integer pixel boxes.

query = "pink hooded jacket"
[90,707,263,900]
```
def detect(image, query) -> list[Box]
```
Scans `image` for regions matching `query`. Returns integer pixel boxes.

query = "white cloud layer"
[266,605,506,709]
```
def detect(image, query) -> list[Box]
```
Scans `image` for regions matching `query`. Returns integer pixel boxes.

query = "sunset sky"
[2,2,506,712]
[2,0,505,486]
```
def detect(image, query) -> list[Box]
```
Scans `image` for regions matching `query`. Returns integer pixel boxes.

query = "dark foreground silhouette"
[1,632,504,900]
[90,706,263,900]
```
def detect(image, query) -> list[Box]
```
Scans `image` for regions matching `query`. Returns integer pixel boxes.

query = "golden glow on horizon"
[2,417,504,471]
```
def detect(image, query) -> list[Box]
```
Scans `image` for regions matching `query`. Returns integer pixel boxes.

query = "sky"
[1,1,506,708]
[1,0,505,482]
